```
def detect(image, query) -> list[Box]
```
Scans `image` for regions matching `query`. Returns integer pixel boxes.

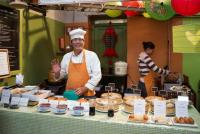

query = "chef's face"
[71,38,85,51]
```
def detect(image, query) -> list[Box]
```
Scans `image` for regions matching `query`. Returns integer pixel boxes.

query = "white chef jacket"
[59,49,102,91]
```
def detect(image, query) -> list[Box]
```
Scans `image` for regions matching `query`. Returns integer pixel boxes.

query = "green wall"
[22,11,64,84]
[182,18,200,111]
[92,23,127,73]
[0,4,65,86]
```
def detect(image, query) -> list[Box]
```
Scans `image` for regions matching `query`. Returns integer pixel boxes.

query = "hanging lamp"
[9,0,28,9]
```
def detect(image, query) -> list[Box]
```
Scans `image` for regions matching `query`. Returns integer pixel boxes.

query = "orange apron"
[66,51,94,96]
[144,71,155,96]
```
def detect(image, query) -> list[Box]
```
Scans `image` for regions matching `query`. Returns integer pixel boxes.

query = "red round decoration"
[124,10,139,17]
[122,1,144,17]
[103,25,118,58]
[171,0,200,16]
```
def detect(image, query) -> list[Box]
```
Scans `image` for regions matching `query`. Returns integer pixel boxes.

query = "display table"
[0,106,200,134]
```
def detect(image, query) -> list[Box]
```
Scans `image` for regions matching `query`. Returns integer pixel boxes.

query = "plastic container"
[114,61,128,76]
[63,90,79,100]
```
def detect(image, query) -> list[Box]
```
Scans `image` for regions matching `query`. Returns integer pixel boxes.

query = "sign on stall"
[133,99,145,115]
[154,100,166,116]
[176,98,189,117]
[0,49,10,78]
[1,89,11,104]
[11,97,20,105]
[19,98,29,107]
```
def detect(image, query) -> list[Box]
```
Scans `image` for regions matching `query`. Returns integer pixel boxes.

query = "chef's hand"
[51,58,61,79]
[51,58,61,74]
[75,87,88,96]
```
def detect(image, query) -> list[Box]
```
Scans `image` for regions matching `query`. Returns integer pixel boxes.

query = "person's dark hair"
[143,41,155,50]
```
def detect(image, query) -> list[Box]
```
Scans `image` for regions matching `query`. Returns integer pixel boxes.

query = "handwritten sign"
[1,89,11,97]
[134,99,145,115]
[154,100,166,116]
[178,96,189,102]
[1,96,10,104]
[19,98,29,107]
[0,49,10,77]
[176,101,188,117]
[11,97,20,105]
[81,102,89,112]
[1,89,11,104]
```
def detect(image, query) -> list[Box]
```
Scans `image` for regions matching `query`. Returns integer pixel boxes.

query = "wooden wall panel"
[127,16,182,87]
[168,18,183,72]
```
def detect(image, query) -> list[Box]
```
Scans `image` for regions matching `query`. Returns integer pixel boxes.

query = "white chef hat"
[69,28,86,40]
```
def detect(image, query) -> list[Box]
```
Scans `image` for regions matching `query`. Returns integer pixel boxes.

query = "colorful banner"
[39,0,119,5]
[173,24,200,53]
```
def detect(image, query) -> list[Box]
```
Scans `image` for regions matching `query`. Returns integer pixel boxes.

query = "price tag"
[178,96,189,102]
[1,96,10,104]
[2,89,11,97]
[105,86,112,91]
[134,99,145,115]
[19,98,29,107]
[81,102,89,112]
[176,101,188,117]
[11,97,20,105]
[108,83,115,91]
[154,100,166,116]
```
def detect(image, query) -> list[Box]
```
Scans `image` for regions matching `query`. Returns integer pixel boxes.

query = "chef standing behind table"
[137,41,170,98]
[51,28,102,98]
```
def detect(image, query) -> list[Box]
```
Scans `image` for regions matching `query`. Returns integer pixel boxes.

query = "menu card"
[19,98,29,107]
[175,100,188,117]
[133,99,145,115]
[178,96,189,102]
[1,89,11,104]
[0,50,10,76]
[11,97,20,105]
[81,102,89,112]
[154,100,166,116]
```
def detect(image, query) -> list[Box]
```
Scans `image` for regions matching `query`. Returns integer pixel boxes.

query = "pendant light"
[9,0,28,9]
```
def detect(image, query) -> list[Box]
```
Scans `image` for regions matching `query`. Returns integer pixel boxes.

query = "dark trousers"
[138,81,147,98]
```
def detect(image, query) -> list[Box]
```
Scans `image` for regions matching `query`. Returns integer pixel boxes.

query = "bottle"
[89,99,95,116]
[107,101,114,117]
[108,109,114,117]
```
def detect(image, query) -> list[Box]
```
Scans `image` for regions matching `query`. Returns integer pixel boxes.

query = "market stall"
[0,85,200,134]
[0,104,199,134]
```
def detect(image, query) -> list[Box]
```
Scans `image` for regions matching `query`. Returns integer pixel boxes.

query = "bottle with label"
[108,108,114,117]
[107,100,114,117]
[89,99,96,116]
